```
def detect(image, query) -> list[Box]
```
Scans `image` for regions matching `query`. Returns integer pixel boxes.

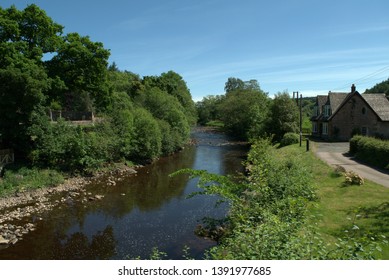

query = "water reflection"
[0,129,247,259]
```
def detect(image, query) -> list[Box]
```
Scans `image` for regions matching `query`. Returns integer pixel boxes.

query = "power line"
[332,64,389,92]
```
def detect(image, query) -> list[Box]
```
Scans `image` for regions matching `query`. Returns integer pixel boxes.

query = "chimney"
[351,84,356,93]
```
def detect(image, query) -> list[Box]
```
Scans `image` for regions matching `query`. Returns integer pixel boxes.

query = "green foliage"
[143,71,197,125]
[365,77,389,97]
[220,88,270,140]
[46,32,111,111]
[269,92,299,140]
[0,166,64,195]
[196,95,225,125]
[280,132,299,147]
[136,86,190,149]
[0,52,49,154]
[131,108,162,161]
[349,135,389,169]
[174,138,385,259]
[0,4,194,174]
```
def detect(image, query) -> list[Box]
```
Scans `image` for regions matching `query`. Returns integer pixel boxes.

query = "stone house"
[311,85,389,141]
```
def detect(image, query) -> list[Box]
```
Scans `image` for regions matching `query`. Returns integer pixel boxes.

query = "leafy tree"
[131,108,162,161]
[224,77,245,93]
[0,4,63,60]
[107,70,143,100]
[196,95,224,125]
[0,49,49,154]
[220,87,270,140]
[136,87,190,151]
[143,71,197,124]
[269,92,299,141]
[45,32,111,110]
[365,77,389,97]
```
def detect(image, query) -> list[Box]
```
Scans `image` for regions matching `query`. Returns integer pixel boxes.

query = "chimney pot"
[351,84,356,93]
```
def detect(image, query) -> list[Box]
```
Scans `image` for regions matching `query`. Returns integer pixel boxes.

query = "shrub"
[349,136,389,169]
[131,108,162,161]
[280,132,299,147]
[343,171,364,186]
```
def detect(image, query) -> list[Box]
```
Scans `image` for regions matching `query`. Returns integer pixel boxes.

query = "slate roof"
[311,95,328,121]
[362,93,389,121]
[328,92,348,114]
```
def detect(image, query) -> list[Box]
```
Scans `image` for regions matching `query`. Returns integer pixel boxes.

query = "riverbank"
[0,165,138,247]
[0,127,246,259]
[198,140,389,259]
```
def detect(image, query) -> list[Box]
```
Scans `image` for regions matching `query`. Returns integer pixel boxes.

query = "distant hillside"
[365,78,389,96]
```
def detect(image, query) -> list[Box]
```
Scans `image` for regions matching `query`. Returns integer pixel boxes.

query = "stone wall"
[49,110,94,122]
[329,94,382,141]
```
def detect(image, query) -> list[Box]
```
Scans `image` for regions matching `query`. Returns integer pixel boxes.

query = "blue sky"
[3,0,389,100]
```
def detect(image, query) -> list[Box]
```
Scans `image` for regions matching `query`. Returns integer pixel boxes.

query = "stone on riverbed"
[0,236,9,245]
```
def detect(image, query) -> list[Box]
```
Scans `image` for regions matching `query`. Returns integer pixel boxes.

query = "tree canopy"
[365,77,389,97]
[0,4,196,170]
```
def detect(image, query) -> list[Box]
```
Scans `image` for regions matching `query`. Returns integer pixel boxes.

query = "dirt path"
[313,141,389,188]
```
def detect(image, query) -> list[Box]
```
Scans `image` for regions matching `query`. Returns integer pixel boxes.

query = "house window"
[312,122,318,133]
[324,105,331,117]
[313,106,319,117]
[361,127,368,136]
[362,107,366,115]
[322,123,328,135]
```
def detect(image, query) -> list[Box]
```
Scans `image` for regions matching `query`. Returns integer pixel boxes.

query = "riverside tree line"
[0,4,196,173]
[0,4,306,176]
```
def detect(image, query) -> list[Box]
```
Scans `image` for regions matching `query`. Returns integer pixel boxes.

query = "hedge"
[349,135,389,169]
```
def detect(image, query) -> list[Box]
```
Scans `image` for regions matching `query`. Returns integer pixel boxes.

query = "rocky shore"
[0,165,138,248]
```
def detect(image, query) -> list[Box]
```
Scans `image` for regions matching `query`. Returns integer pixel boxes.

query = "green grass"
[205,120,224,128]
[278,143,389,258]
[0,164,64,197]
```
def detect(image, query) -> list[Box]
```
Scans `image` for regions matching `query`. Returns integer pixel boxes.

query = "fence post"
[306,139,310,152]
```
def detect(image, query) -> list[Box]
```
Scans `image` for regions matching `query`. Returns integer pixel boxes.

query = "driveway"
[313,141,389,188]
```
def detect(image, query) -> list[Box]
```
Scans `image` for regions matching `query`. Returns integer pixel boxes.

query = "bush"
[280,132,299,147]
[349,136,389,169]
[131,108,162,161]
[343,171,364,186]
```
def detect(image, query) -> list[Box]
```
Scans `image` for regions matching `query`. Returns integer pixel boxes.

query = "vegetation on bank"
[349,135,389,170]
[175,140,388,259]
[196,78,314,141]
[0,4,196,190]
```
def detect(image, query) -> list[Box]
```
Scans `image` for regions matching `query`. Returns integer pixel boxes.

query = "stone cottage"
[311,84,389,141]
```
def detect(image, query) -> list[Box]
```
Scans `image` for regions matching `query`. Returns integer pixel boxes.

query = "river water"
[0,128,247,259]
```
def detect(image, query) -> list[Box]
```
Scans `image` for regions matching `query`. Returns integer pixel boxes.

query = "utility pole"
[299,93,303,147]
[293,91,302,147]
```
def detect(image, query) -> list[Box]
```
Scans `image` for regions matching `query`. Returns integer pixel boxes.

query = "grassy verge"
[205,120,224,128]
[280,143,389,259]
[0,164,65,197]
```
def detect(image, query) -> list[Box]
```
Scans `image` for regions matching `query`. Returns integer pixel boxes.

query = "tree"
[135,87,190,151]
[143,71,197,125]
[365,77,389,97]
[269,92,299,141]
[0,4,63,60]
[220,88,270,140]
[196,95,224,125]
[224,77,245,93]
[46,32,111,110]
[0,47,49,154]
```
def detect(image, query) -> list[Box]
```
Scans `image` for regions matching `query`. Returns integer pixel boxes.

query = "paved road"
[313,141,389,188]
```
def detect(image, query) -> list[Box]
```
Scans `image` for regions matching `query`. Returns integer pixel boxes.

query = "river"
[0,128,248,259]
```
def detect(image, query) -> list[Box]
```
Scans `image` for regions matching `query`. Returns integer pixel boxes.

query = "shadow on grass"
[333,202,389,238]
